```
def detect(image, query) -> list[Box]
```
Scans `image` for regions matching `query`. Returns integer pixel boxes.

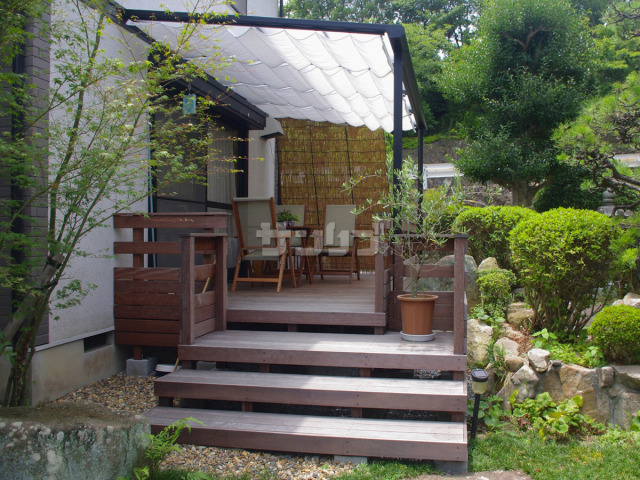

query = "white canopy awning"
[125,15,420,133]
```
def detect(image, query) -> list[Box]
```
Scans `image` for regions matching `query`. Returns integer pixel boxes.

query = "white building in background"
[0,0,282,403]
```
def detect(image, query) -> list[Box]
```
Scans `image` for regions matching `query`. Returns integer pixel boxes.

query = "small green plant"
[468,394,505,430]
[476,268,516,318]
[590,305,640,365]
[276,209,300,224]
[119,417,203,480]
[531,328,557,348]
[510,391,605,441]
[630,410,640,432]
[531,329,606,368]
[470,306,505,331]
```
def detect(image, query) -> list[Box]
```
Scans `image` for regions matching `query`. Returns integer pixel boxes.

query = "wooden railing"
[377,223,468,355]
[113,213,227,359]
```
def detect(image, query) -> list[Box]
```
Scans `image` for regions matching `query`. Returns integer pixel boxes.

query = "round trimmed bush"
[452,206,538,271]
[590,305,640,365]
[476,268,516,317]
[509,208,619,337]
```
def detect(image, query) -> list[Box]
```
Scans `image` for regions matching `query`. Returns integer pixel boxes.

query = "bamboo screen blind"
[277,119,388,271]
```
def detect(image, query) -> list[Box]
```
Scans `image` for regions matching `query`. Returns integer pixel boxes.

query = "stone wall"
[0,403,149,480]
[468,314,640,429]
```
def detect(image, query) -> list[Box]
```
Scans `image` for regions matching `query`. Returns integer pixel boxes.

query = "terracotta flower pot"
[397,293,438,341]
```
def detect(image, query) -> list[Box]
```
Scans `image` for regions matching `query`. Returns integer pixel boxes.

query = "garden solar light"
[471,368,489,438]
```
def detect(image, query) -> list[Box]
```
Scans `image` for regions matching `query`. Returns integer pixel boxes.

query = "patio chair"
[232,197,296,293]
[318,205,361,283]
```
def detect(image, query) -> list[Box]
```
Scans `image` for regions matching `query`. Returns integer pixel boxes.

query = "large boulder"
[416,254,479,307]
[467,318,494,366]
[528,349,550,373]
[612,292,640,309]
[499,364,539,404]
[0,402,149,480]
[506,303,534,330]
[494,337,519,357]
[477,257,500,272]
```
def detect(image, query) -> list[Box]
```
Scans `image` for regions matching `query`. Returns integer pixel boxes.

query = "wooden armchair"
[318,205,361,283]
[232,197,296,293]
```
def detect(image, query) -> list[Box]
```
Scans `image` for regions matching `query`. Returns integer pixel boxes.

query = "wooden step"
[145,406,467,462]
[179,330,466,372]
[154,369,467,412]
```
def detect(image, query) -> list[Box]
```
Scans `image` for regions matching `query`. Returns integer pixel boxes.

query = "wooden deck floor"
[228,273,377,314]
[227,273,385,328]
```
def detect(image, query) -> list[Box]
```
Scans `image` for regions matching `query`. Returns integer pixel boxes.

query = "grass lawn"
[153,426,639,480]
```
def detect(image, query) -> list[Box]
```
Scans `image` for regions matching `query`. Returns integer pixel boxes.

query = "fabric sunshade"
[128,19,417,133]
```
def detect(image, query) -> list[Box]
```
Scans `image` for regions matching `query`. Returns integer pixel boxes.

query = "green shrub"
[452,206,538,271]
[509,208,619,338]
[476,268,516,317]
[590,305,640,365]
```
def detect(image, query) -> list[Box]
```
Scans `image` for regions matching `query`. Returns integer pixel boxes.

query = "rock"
[506,303,534,330]
[611,390,640,429]
[599,366,615,389]
[528,349,550,373]
[505,354,526,372]
[623,292,640,308]
[500,323,529,345]
[478,257,500,271]
[494,337,519,357]
[557,364,602,422]
[467,318,494,366]
[0,403,149,480]
[501,365,539,403]
[613,365,640,390]
[417,255,479,307]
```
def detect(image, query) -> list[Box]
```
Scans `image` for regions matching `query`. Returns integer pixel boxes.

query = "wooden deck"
[227,274,386,330]
[113,215,470,470]
[149,329,468,467]
[179,330,466,372]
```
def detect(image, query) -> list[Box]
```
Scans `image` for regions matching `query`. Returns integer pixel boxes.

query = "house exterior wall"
[1,0,280,403]
[248,134,277,199]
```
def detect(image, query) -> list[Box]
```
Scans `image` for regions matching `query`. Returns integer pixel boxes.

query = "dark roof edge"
[117,8,427,132]
[105,1,267,129]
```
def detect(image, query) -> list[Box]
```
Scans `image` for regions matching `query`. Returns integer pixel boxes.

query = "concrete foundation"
[0,335,126,405]
[126,357,157,377]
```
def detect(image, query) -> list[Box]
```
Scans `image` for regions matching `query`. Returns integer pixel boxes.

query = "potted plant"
[346,155,466,341]
[276,209,300,227]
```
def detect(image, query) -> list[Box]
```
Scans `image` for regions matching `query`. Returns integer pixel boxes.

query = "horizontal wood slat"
[115,319,179,334]
[194,291,215,309]
[114,241,181,255]
[114,292,180,307]
[115,332,178,347]
[115,279,181,294]
[155,370,466,413]
[113,213,228,230]
[146,408,467,462]
[194,264,216,281]
[114,305,180,321]
[194,318,216,338]
[115,267,179,281]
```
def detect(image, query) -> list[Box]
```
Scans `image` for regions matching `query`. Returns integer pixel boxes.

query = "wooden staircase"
[145,330,469,468]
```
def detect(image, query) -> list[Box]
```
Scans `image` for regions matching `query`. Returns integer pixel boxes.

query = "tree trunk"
[511,180,536,207]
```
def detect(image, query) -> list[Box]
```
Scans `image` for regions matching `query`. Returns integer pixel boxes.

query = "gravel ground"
[55,372,357,479]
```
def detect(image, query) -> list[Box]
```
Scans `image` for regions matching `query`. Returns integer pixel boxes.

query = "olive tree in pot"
[345,155,466,341]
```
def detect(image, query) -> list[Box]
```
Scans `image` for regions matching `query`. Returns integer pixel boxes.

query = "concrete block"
[196,361,217,371]
[334,455,368,465]
[126,357,157,377]
[434,459,468,474]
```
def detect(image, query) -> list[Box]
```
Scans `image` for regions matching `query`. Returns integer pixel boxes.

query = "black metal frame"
[109,1,428,191]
